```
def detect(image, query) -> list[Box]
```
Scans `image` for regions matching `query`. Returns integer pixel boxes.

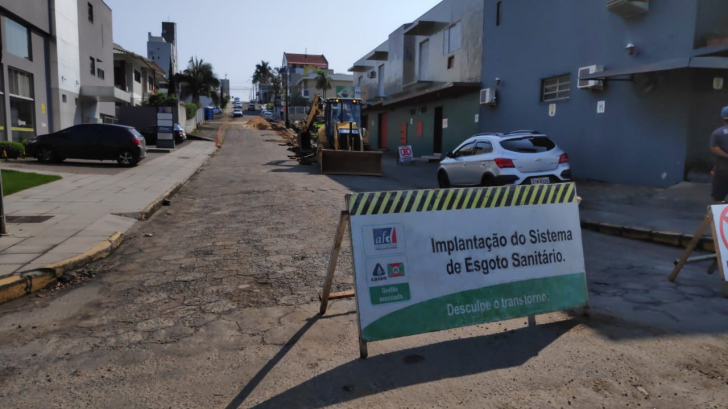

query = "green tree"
[252,61,272,85]
[174,57,220,106]
[315,69,332,99]
[144,92,177,107]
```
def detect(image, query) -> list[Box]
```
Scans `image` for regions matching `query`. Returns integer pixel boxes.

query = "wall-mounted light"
[626,42,637,56]
[495,77,502,86]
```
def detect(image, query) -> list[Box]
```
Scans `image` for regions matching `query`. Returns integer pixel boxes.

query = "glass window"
[8,68,35,142]
[6,17,31,60]
[134,70,141,83]
[541,74,571,101]
[455,142,475,157]
[90,57,95,75]
[97,68,105,79]
[443,22,462,54]
[500,137,556,153]
[474,141,493,155]
[88,2,94,23]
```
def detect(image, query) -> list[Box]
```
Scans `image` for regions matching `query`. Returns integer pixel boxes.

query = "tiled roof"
[284,53,328,67]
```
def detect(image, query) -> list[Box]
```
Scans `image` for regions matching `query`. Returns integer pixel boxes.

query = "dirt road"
[0,118,726,408]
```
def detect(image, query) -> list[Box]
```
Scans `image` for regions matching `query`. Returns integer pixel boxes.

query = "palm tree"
[175,57,220,106]
[252,61,272,85]
[315,69,332,98]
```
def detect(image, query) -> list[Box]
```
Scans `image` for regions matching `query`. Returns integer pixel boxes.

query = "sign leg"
[527,315,536,327]
[319,211,350,315]
[669,213,712,282]
[359,336,368,359]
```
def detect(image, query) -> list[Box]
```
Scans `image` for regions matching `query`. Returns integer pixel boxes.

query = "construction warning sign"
[348,183,589,342]
[710,205,728,281]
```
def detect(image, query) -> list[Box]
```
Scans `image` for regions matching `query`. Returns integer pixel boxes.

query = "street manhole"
[6,215,54,224]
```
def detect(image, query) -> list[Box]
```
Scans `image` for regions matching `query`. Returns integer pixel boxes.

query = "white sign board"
[442,118,448,129]
[597,101,605,114]
[549,104,556,117]
[348,184,588,342]
[710,205,728,281]
[398,145,414,164]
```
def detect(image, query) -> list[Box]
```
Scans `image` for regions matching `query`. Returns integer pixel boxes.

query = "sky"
[104,0,441,97]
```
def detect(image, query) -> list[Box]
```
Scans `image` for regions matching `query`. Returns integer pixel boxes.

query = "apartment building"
[350,0,484,157]
[147,22,178,79]
[113,43,165,106]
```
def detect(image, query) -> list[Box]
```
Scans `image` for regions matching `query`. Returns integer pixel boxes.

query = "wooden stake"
[319,210,349,315]
[669,212,712,282]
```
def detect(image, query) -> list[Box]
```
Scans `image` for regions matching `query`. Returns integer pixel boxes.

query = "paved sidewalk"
[0,141,217,276]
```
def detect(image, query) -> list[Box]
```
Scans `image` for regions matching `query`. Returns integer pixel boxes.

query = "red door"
[378,112,389,149]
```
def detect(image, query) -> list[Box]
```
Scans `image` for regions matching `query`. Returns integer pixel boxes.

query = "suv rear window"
[500,137,555,153]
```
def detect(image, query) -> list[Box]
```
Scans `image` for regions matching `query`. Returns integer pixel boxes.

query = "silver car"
[437,131,571,188]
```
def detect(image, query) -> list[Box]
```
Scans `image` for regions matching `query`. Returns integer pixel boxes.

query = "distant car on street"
[247,103,256,111]
[26,124,147,167]
[233,108,244,117]
[437,131,570,188]
[261,111,274,120]
[140,124,186,145]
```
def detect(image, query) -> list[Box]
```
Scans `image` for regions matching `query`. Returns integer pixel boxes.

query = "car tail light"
[559,153,569,164]
[132,137,141,146]
[494,158,515,168]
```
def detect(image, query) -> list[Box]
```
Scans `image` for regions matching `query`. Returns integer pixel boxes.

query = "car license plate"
[531,177,550,185]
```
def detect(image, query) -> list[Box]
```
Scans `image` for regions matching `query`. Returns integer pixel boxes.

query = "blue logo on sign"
[373,227,398,250]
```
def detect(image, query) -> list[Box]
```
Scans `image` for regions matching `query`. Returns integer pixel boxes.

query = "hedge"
[0,141,25,159]
[185,103,198,120]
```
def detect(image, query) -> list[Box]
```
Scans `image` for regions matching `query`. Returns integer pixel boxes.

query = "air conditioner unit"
[607,0,648,19]
[578,65,604,90]
[367,70,377,79]
[480,88,496,106]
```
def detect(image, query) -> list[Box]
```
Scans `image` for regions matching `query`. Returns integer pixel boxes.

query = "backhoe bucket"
[319,149,383,176]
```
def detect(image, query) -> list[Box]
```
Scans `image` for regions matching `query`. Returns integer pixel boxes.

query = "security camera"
[626,43,636,56]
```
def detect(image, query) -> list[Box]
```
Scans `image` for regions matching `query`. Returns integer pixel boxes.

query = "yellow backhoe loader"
[295,95,382,176]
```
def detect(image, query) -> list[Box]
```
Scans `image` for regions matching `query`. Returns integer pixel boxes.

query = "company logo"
[373,227,398,250]
[371,263,387,282]
[387,262,405,278]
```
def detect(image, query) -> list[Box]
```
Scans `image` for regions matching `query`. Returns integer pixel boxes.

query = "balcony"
[80,85,131,103]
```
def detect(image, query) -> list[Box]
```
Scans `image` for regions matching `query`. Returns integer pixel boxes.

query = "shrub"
[0,141,25,159]
[185,103,198,120]
[144,92,178,107]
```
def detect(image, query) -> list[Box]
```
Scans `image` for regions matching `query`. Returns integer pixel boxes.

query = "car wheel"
[36,146,55,163]
[480,174,495,187]
[117,150,137,167]
[438,170,451,189]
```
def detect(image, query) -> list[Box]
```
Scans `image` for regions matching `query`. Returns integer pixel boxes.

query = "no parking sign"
[398,145,413,164]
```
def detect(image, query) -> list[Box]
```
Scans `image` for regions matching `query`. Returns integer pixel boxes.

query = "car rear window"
[500,137,555,153]
[128,128,142,138]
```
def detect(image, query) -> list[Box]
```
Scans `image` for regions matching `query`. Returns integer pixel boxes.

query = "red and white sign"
[398,145,413,164]
[710,205,728,281]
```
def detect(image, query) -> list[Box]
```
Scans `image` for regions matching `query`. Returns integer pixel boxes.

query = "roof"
[295,73,353,86]
[113,43,167,77]
[284,53,328,67]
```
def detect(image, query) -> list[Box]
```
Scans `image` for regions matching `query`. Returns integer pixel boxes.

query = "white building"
[147,22,178,78]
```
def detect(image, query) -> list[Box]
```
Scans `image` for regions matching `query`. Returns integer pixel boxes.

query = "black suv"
[26,124,147,167]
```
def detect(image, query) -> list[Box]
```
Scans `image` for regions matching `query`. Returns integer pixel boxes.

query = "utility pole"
[282,67,290,128]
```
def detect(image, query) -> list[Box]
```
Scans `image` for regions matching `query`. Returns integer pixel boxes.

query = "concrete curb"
[140,182,183,220]
[0,232,123,305]
[581,220,714,252]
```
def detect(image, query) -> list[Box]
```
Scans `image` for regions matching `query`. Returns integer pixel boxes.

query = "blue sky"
[104,0,441,96]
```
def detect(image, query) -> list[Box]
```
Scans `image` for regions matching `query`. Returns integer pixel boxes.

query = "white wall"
[50,0,82,130]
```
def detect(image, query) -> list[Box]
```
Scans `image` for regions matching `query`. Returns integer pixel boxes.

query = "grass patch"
[2,169,61,196]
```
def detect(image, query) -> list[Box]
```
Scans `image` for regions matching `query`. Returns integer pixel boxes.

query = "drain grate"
[6,215,54,224]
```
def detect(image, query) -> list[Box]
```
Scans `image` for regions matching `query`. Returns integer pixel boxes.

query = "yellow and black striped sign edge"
[348,183,576,216]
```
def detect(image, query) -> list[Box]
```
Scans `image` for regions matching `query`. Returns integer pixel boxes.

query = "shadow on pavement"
[229,318,577,409]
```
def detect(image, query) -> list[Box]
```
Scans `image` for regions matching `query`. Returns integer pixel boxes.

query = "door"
[378,112,388,149]
[433,106,443,154]
[446,141,475,185]
[419,40,429,81]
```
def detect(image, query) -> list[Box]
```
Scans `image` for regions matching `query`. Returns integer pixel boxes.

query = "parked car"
[233,108,244,117]
[140,124,187,145]
[261,111,274,120]
[25,124,147,167]
[213,107,223,114]
[247,103,256,111]
[234,97,240,102]
[437,131,570,188]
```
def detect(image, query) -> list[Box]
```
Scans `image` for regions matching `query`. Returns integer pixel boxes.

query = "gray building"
[350,0,484,157]
[147,22,178,78]
[479,0,728,187]
[0,1,52,142]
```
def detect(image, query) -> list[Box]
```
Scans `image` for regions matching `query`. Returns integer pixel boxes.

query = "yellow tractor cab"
[318,98,368,150]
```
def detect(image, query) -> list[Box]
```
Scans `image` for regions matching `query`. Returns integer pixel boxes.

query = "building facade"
[282,52,328,102]
[113,43,165,106]
[147,22,177,79]
[0,1,52,142]
[479,0,728,187]
[292,66,353,101]
[350,0,484,157]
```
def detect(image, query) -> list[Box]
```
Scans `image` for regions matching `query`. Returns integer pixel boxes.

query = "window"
[134,70,141,83]
[6,17,31,60]
[501,137,556,153]
[97,68,105,79]
[443,21,462,54]
[62,94,67,103]
[497,1,502,26]
[148,75,154,91]
[447,56,455,69]
[474,141,494,155]
[8,68,35,142]
[90,57,95,75]
[88,2,94,22]
[454,142,475,157]
[541,74,571,102]
[302,89,309,98]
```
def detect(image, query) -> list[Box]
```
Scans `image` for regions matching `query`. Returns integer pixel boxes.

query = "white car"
[233,108,243,117]
[261,111,274,120]
[213,107,222,114]
[437,131,571,188]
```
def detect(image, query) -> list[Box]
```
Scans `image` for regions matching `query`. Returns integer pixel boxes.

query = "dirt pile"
[247,117,271,130]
